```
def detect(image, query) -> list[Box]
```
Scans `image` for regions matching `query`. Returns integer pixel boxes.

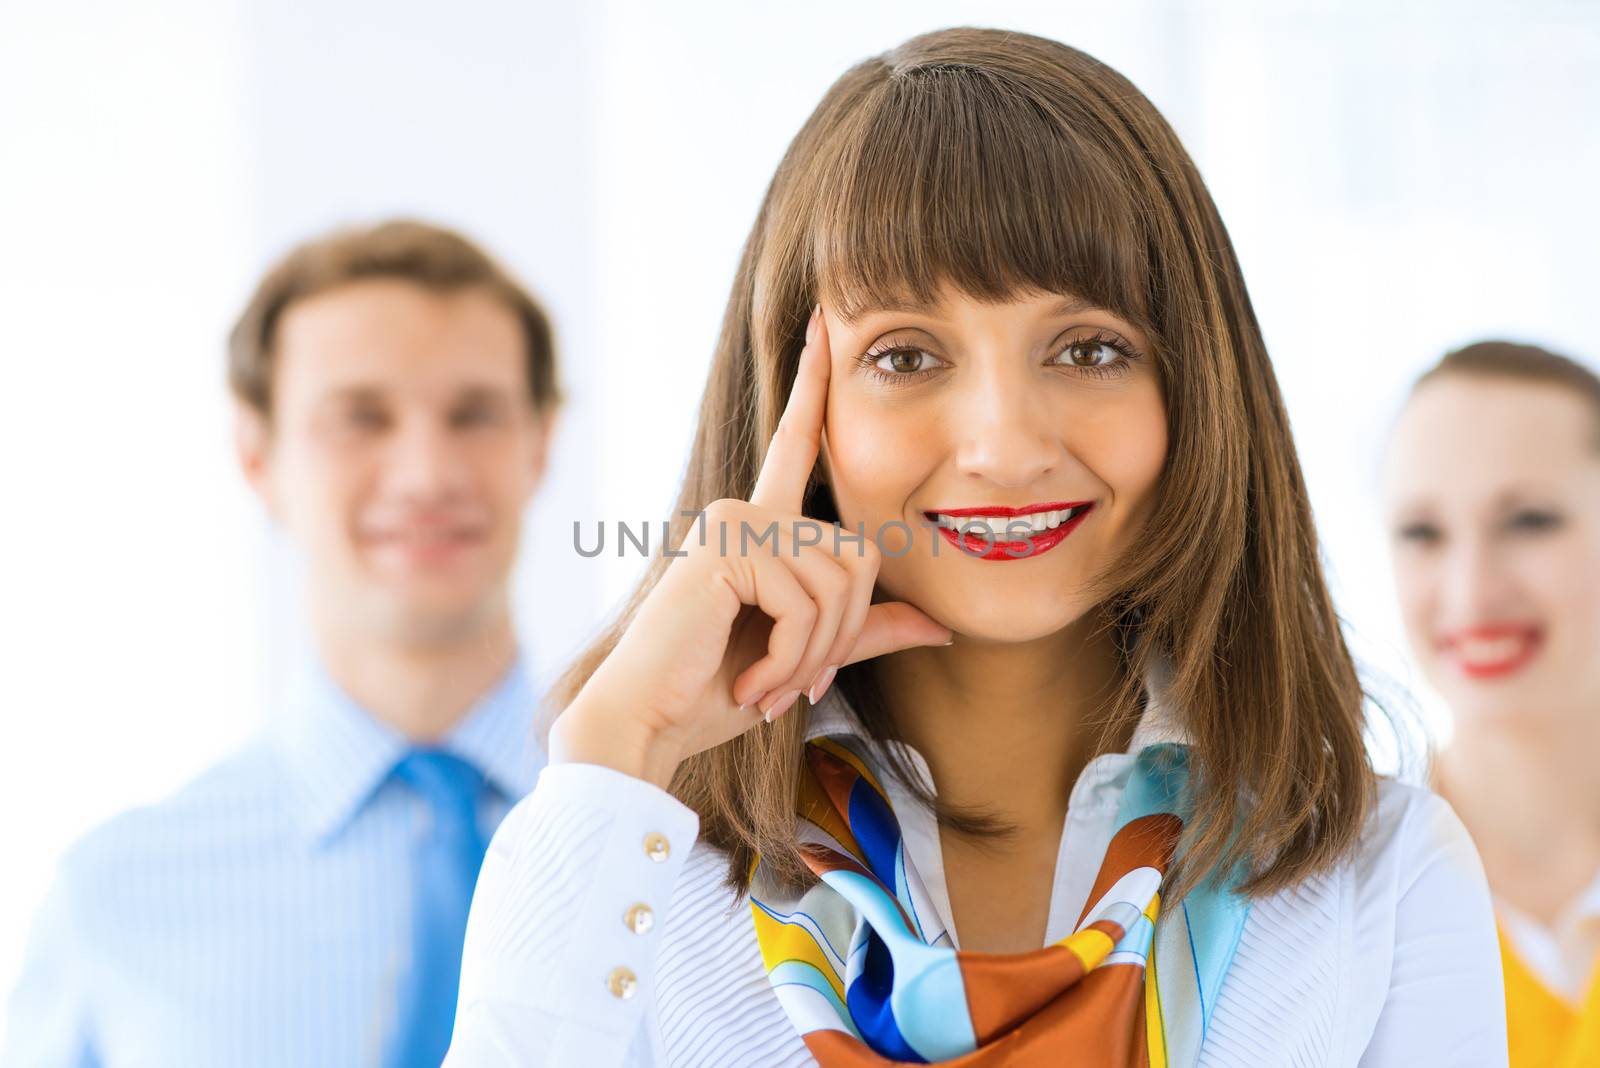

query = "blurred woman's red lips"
[1437,623,1544,680]
[922,501,1095,561]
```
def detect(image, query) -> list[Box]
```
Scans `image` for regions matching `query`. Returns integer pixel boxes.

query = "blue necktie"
[387,748,490,1068]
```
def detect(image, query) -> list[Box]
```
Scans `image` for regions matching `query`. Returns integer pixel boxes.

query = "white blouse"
[444,686,1508,1067]
[1496,866,1600,1002]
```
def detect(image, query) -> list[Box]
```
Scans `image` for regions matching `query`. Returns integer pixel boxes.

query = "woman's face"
[819,285,1167,643]
[1383,376,1600,727]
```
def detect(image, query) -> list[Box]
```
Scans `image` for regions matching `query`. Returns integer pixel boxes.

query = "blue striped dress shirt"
[1,654,545,1068]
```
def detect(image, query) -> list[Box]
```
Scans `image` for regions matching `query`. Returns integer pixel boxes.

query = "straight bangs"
[807,62,1157,335]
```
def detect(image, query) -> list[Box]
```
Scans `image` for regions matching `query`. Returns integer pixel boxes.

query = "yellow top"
[1500,922,1600,1068]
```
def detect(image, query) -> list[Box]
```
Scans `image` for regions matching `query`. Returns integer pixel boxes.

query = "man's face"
[239,278,551,644]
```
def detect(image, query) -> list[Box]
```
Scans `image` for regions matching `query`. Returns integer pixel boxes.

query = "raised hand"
[550,305,954,789]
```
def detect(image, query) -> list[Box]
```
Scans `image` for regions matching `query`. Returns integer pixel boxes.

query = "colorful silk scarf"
[748,737,1250,1066]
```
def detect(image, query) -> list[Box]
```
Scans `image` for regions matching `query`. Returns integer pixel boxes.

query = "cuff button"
[643,831,671,863]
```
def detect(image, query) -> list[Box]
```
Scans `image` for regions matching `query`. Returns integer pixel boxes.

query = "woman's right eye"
[870,347,944,375]
[1396,522,1441,545]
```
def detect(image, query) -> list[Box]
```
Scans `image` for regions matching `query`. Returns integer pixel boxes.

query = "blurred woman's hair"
[1412,340,1600,448]
[550,27,1377,904]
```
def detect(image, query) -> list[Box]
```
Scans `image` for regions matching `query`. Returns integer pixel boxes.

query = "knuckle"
[846,583,873,623]
[703,497,745,535]
[772,418,811,448]
[823,564,851,601]
[704,497,739,521]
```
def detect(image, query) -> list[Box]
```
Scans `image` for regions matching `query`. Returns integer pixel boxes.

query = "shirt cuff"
[463,760,701,1050]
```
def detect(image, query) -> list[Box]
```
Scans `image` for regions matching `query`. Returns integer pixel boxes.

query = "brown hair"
[1413,340,1600,448]
[553,27,1375,903]
[228,218,561,417]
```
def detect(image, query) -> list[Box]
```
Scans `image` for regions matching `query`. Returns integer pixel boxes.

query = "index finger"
[749,303,832,512]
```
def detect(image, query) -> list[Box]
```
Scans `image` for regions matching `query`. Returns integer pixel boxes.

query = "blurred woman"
[1385,340,1600,1067]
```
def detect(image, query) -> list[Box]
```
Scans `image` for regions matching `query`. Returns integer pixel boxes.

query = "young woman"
[446,28,1505,1066]
[1384,341,1600,1067]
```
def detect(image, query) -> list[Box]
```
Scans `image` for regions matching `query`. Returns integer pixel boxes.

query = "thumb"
[841,602,955,665]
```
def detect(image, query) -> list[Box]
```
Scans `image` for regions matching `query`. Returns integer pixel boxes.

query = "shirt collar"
[273,650,544,844]
[1563,861,1600,925]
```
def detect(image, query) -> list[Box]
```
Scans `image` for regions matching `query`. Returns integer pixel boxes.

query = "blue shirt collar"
[273,651,545,844]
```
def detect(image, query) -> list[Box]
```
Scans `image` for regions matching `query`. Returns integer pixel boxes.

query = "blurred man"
[3,220,562,1067]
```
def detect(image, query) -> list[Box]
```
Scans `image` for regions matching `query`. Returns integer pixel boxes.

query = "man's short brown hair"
[228,219,562,417]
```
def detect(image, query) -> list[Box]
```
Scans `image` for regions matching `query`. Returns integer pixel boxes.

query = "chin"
[924,593,1094,646]
[1445,667,1570,724]
[358,587,498,641]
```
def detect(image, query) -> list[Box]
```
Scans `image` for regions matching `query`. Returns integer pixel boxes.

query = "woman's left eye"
[1051,338,1127,370]
[1508,509,1562,533]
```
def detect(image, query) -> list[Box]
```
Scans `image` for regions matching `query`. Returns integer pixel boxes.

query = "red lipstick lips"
[924,501,1095,562]
[1438,623,1543,680]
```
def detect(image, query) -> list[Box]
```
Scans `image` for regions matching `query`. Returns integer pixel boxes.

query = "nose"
[1437,532,1514,627]
[383,414,469,505]
[950,358,1061,489]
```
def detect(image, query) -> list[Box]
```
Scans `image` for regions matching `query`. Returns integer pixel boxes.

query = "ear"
[233,401,280,520]
[524,407,558,498]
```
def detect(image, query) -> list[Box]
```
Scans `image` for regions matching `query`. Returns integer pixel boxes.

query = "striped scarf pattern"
[748,737,1249,1066]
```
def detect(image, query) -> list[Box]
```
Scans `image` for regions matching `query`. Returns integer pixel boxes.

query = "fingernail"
[807,665,837,705]
[941,637,955,646]
[739,690,769,713]
[763,689,801,723]
[806,305,820,344]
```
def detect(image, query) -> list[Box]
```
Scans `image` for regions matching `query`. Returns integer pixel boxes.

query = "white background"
[2,0,1598,1028]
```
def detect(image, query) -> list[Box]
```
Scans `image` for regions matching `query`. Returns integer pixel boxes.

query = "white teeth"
[934,506,1082,534]
[1457,636,1529,664]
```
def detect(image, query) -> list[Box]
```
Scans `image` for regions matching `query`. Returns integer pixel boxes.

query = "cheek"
[484,461,534,542]
[493,426,553,492]
[471,443,523,495]
[1389,555,1440,639]
[280,439,369,535]
[1071,384,1166,517]
[1520,531,1600,640]
[824,395,931,521]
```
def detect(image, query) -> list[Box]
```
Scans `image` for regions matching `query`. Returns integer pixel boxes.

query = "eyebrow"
[1391,486,1561,523]
[317,384,518,406]
[451,385,518,405]
[321,385,385,406]
[1492,486,1560,510]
